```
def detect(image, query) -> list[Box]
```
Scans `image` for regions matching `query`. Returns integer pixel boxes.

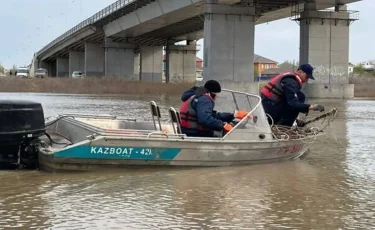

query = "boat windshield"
[214,89,273,140]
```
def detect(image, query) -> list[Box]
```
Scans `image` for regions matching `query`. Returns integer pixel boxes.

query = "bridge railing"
[37,0,136,57]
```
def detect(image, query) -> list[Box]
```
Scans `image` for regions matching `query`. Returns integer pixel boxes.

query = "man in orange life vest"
[179,80,250,137]
[260,64,325,127]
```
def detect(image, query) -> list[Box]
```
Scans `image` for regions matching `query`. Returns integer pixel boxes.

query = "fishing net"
[269,108,338,143]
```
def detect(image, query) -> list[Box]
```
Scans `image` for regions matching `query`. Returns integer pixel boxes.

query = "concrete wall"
[69,51,85,76]
[56,57,69,77]
[104,38,135,79]
[85,42,104,77]
[299,6,350,85]
[203,4,255,82]
[168,42,197,83]
[302,83,354,99]
[140,46,162,82]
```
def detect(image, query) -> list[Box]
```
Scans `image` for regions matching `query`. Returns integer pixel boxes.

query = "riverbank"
[349,76,375,98]
[0,77,374,98]
[0,77,194,95]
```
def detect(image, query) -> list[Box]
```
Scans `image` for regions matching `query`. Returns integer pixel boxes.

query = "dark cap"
[204,80,221,93]
[298,64,314,80]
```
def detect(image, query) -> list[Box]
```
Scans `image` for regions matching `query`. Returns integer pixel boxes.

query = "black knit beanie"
[204,80,221,93]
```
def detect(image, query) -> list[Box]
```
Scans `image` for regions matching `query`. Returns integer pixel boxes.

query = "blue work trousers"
[261,94,306,127]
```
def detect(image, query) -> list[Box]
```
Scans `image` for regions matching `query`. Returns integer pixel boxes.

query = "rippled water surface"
[0,92,374,229]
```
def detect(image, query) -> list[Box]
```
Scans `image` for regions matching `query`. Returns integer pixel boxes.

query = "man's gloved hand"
[234,110,252,119]
[310,104,325,112]
[223,122,233,132]
[296,119,306,127]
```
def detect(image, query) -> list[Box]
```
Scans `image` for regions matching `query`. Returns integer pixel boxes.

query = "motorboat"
[34,89,337,172]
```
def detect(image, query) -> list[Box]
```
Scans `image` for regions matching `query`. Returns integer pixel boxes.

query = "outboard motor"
[0,100,45,169]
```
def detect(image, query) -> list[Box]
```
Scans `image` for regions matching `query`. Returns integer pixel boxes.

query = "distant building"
[260,61,297,79]
[196,57,203,69]
[3,68,9,75]
[260,68,296,80]
[160,54,277,81]
[361,61,375,71]
[254,54,278,77]
[348,62,355,73]
[261,68,285,78]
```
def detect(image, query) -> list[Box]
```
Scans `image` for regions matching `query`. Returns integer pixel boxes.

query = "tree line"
[353,64,375,77]
[0,63,18,74]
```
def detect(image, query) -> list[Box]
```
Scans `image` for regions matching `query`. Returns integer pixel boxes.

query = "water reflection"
[0,93,374,229]
[343,100,375,229]
[0,171,50,228]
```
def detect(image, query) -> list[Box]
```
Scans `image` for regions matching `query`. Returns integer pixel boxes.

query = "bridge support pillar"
[203,2,255,83]
[85,42,104,77]
[104,38,135,79]
[134,52,140,81]
[140,46,163,82]
[298,4,357,98]
[40,61,54,77]
[166,41,198,83]
[69,51,85,77]
[56,57,69,77]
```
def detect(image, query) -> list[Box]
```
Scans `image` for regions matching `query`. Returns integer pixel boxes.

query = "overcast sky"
[0,0,371,69]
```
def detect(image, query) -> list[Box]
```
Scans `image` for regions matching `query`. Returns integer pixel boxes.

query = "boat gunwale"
[98,133,322,143]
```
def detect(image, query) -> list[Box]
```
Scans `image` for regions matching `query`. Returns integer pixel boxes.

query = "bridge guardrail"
[37,0,136,57]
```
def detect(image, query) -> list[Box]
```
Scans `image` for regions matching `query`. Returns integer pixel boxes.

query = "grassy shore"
[0,77,374,98]
[0,77,194,95]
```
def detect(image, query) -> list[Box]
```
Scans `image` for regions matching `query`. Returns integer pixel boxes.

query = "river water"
[0,92,374,229]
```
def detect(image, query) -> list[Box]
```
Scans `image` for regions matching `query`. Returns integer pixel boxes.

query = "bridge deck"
[36,0,361,61]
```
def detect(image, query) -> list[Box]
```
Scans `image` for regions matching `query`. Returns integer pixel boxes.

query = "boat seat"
[150,101,162,131]
[168,107,182,134]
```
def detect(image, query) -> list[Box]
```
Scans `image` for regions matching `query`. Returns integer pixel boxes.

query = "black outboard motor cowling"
[0,100,45,169]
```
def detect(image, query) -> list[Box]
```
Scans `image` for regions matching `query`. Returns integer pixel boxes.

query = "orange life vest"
[179,93,214,131]
[260,71,303,102]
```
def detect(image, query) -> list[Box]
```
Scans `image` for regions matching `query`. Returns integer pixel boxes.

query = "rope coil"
[269,108,338,143]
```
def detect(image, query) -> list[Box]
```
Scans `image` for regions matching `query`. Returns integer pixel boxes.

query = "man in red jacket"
[260,64,325,127]
[179,80,251,137]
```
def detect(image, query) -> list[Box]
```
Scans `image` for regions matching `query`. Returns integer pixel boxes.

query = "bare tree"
[277,60,298,71]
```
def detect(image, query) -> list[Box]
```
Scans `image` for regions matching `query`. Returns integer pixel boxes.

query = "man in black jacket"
[179,80,250,137]
[260,64,325,127]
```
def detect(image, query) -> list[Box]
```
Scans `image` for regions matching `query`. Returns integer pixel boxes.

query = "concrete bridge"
[31,0,361,98]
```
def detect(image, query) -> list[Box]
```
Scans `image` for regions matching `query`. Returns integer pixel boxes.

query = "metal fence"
[291,8,360,24]
[37,0,136,56]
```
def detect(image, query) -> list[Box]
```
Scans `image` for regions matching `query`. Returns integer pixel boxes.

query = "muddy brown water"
[0,92,374,229]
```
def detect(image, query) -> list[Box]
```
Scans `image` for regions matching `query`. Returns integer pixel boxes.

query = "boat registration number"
[90,147,153,156]
[278,144,304,155]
